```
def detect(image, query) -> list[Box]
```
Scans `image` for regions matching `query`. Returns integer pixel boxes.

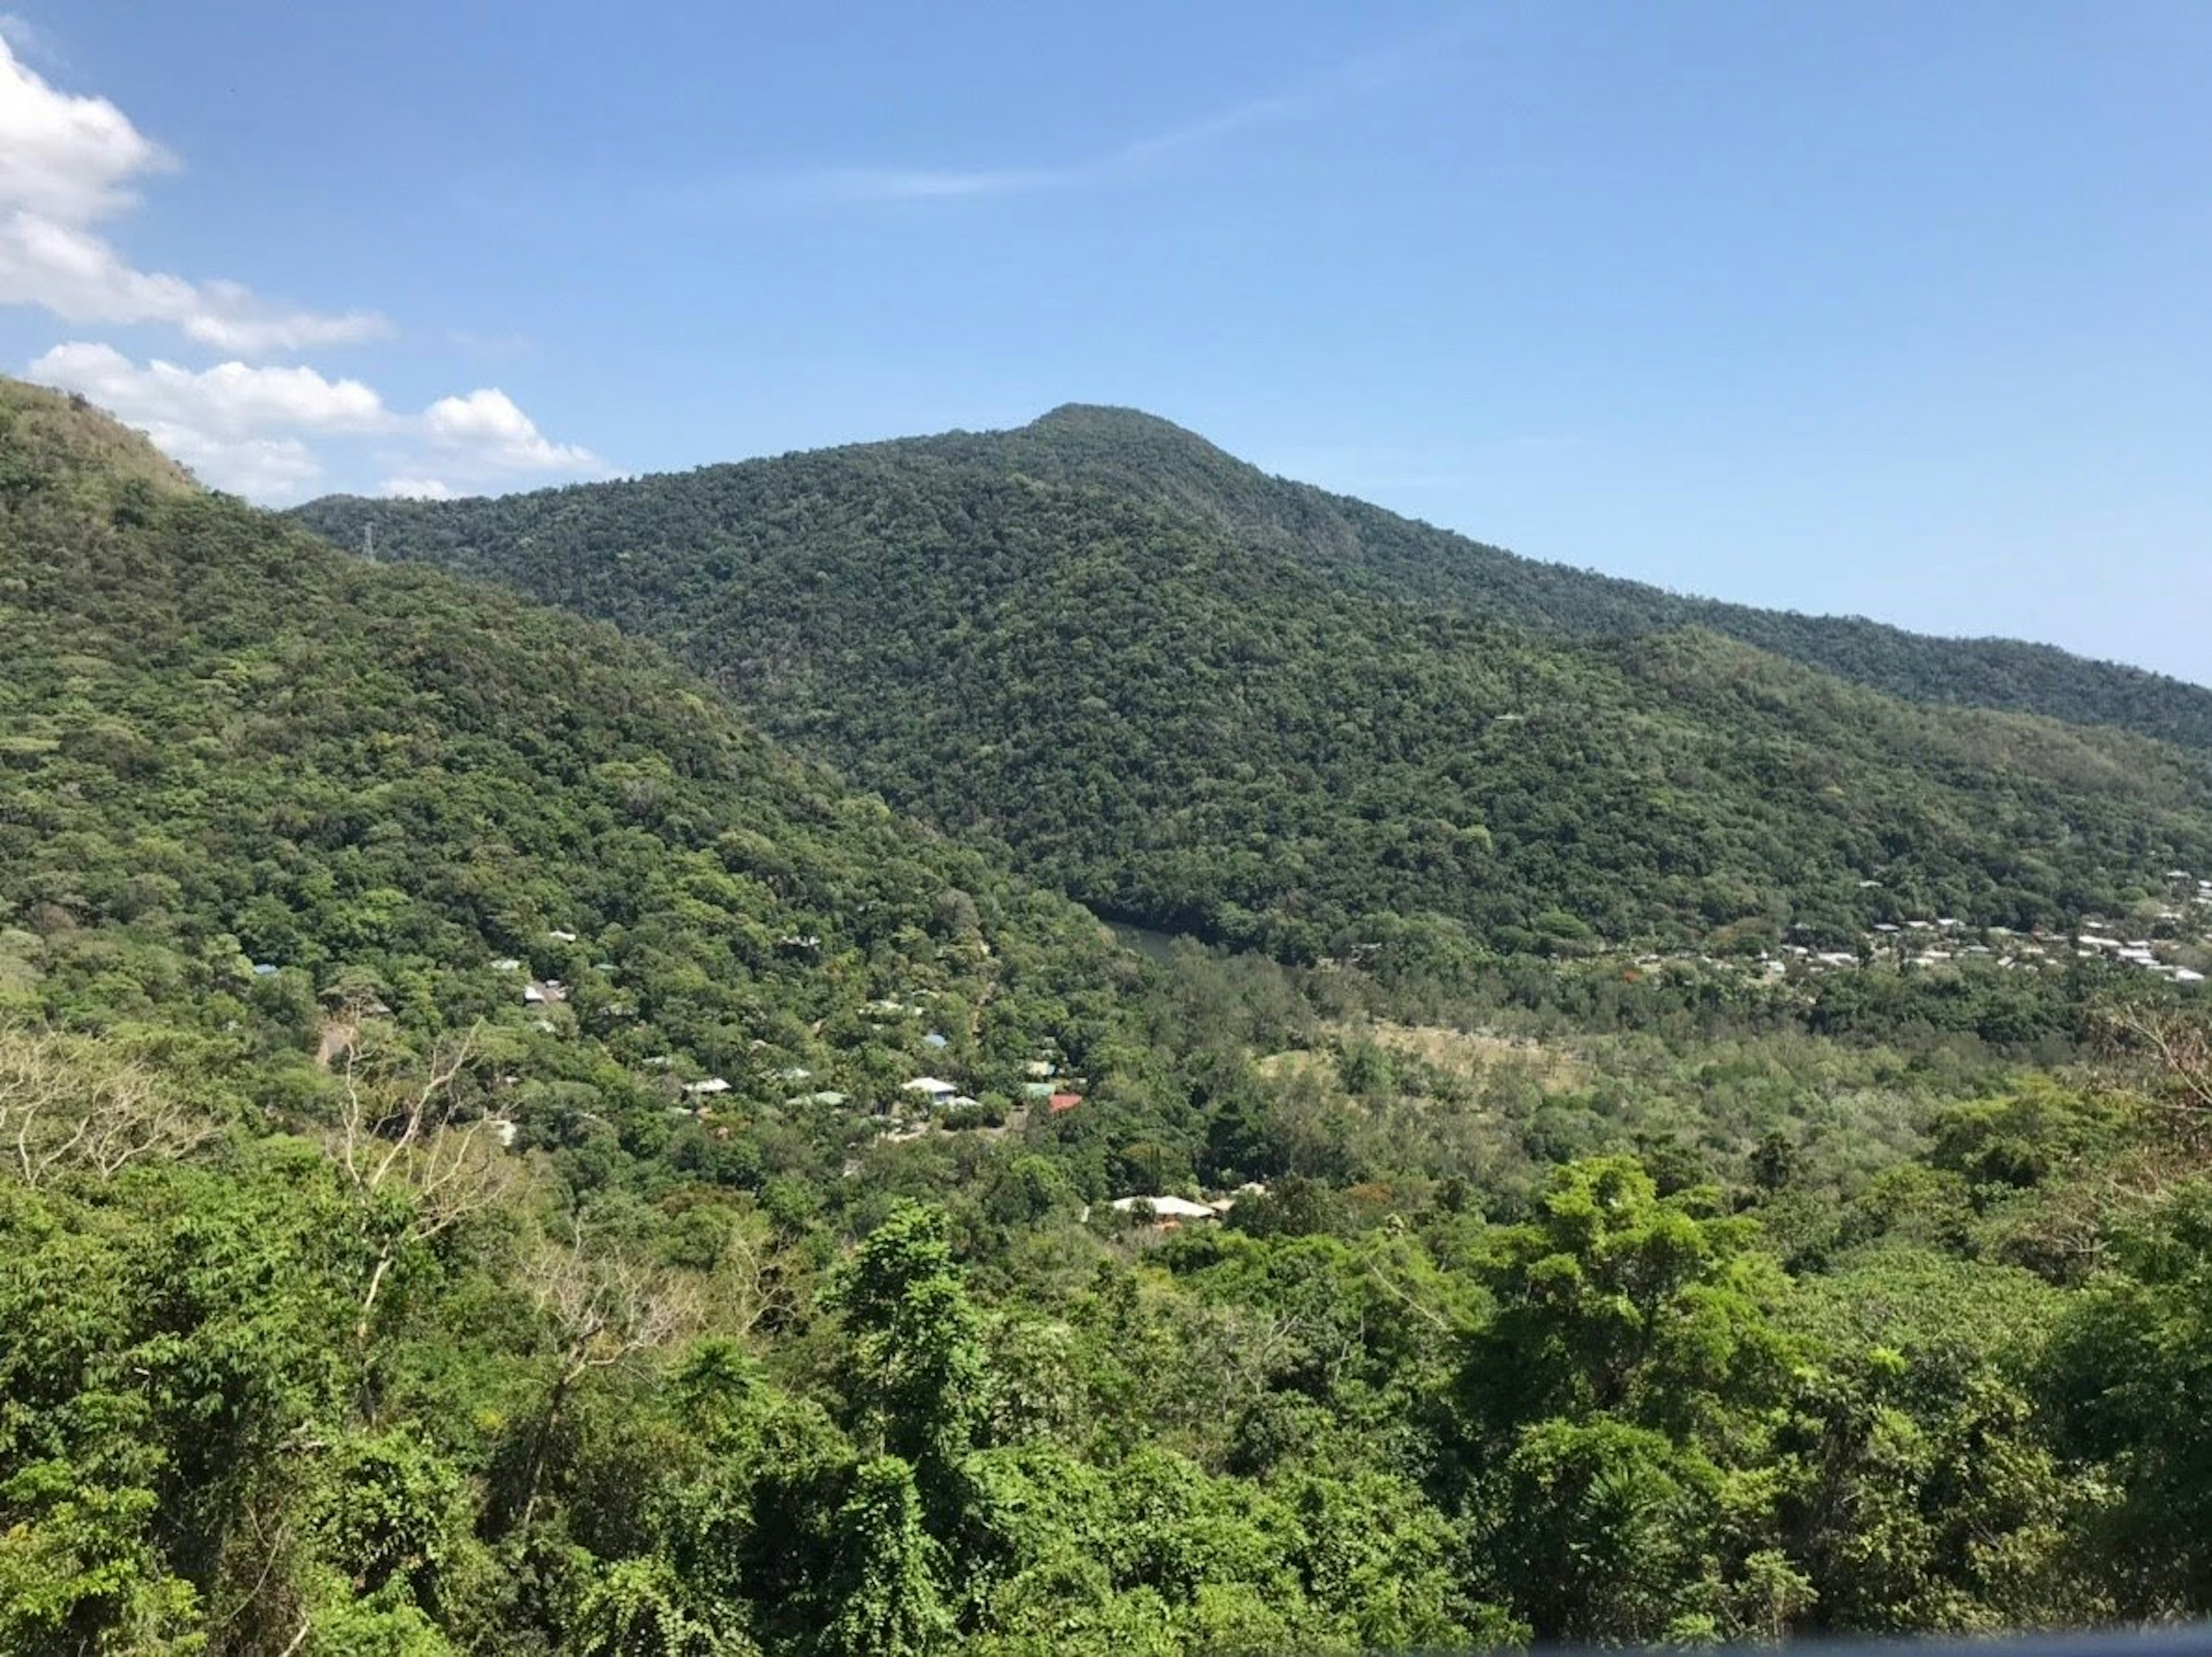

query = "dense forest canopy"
[11,379,2212,1655]
[296,406,2212,961]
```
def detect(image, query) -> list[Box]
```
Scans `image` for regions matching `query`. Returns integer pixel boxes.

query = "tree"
[827,1204,988,1530]
[513,1228,703,1531]
[1460,1157,1793,1446]
[818,1457,950,1657]
[2046,1178,2212,1612]
[1455,1157,1800,1642]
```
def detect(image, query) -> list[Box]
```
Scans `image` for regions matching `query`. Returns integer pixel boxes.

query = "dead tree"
[334,1023,516,1339]
[0,1025,214,1188]
[2097,1000,2212,1152]
[514,1229,702,1528]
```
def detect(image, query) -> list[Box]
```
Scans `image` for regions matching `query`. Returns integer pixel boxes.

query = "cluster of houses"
[475,919,1088,1134]
[1637,867,2212,992]
[658,1053,1082,1130]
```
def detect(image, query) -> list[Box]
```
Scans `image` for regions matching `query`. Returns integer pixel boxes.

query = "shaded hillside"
[291,412,2212,960]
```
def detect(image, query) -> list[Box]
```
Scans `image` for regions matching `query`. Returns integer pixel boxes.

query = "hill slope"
[0,376,1143,1165]
[293,408,2212,960]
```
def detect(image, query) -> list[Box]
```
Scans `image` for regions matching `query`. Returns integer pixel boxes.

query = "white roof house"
[903,1077,959,1099]
[1110,1195,1219,1222]
[684,1077,732,1095]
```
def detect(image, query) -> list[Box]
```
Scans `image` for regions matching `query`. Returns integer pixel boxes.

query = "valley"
[5,378,2212,1652]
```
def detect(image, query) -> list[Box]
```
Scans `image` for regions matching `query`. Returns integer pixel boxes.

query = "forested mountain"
[22,379,2212,1653]
[296,407,2212,961]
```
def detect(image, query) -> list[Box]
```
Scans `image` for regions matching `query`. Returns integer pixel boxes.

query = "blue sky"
[2,2,2207,684]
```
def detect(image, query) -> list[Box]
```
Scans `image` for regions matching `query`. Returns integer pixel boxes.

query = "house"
[787,1090,851,1107]
[1048,1092,1083,1114]
[548,929,578,943]
[491,957,522,972]
[903,1077,959,1102]
[1023,1059,1056,1078]
[923,1032,949,1049]
[684,1077,732,1096]
[1110,1195,1219,1223]
[1020,1082,1055,1101]
[522,979,567,1005]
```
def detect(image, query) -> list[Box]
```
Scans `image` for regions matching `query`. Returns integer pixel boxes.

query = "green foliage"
[828,1205,987,1522]
[1461,1157,1793,1443]
[2046,1180,2212,1609]
[10,380,2212,1651]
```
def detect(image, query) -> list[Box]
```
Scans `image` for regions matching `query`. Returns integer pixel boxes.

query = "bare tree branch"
[329,1023,518,1337]
[0,1025,215,1188]
[2097,1000,2212,1150]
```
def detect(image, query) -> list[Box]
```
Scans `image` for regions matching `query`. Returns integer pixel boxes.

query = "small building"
[1048,1091,1083,1114]
[903,1077,959,1103]
[1110,1195,1219,1223]
[684,1077,733,1096]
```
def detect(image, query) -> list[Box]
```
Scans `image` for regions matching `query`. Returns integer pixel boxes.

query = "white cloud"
[423,387,598,471]
[29,341,389,435]
[381,476,456,500]
[0,36,386,352]
[26,340,600,502]
[152,424,324,499]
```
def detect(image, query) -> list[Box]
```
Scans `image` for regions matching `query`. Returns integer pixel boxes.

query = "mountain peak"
[1027,402,1201,438]
[1012,403,1254,493]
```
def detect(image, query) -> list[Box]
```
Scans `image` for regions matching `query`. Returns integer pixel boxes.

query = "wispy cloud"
[757,33,1433,208]
[806,87,1320,204]
[0,12,59,67]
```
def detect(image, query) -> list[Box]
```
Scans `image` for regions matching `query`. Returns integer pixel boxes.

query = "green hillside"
[0,376,1148,1173]
[294,408,2212,962]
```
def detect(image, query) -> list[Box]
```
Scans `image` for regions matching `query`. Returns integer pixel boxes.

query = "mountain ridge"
[315,401,2209,719]
[290,407,2212,961]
